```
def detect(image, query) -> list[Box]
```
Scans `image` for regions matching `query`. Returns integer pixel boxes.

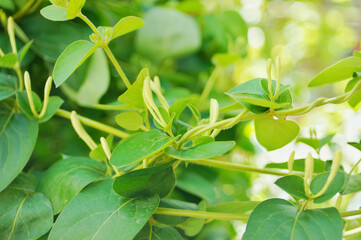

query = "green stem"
[55,109,129,139]
[199,67,221,105]
[13,0,35,20]
[78,13,131,88]
[154,207,249,221]
[14,64,23,90]
[185,159,304,177]
[341,209,361,217]
[103,45,131,88]
[344,226,361,238]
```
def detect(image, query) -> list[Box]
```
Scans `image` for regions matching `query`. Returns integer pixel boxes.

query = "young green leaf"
[266,158,326,173]
[297,134,335,152]
[110,130,174,168]
[89,135,114,161]
[308,56,361,87]
[310,171,346,203]
[0,0,15,10]
[0,174,53,240]
[153,199,198,225]
[169,97,196,120]
[18,40,33,63]
[50,0,68,7]
[37,157,107,214]
[111,16,144,41]
[115,111,143,131]
[341,173,361,195]
[254,117,300,151]
[49,179,159,240]
[0,53,17,68]
[275,175,307,199]
[66,0,85,19]
[226,78,292,114]
[0,73,16,101]
[40,5,68,21]
[345,78,361,110]
[118,68,149,109]
[39,96,64,123]
[0,112,38,191]
[243,198,343,240]
[165,141,235,160]
[113,161,176,198]
[348,141,361,151]
[53,40,96,87]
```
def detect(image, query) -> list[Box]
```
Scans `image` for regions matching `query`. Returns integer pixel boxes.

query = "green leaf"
[0,174,53,240]
[135,223,183,240]
[297,134,335,152]
[345,78,361,110]
[110,130,174,168]
[226,78,292,114]
[310,171,346,203]
[16,91,42,118]
[165,141,235,160]
[0,53,17,68]
[212,53,240,67]
[113,161,176,198]
[254,117,300,151]
[243,198,343,240]
[50,0,67,7]
[53,40,96,87]
[195,220,237,240]
[89,135,114,161]
[62,49,110,106]
[49,179,159,240]
[115,111,143,131]
[266,158,326,173]
[169,97,196,120]
[40,5,68,21]
[309,56,361,87]
[182,200,207,237]
[135,7,201,61]
[153,199,198,225]
[341,173,361,195]
[39,96,64,123]
[0,73,16,101]
[18,40,33,63]
[37,156,107,214]
[66,0,85,19]
[275,175,307,199]
[348,141,361,151]
[0,112,38,191]
[111,16,144,41]
[207,201,259,214]
[0,0,15,10]
[118,68,149,109]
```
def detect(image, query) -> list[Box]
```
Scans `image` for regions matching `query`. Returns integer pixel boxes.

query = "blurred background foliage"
[1,0,361,238]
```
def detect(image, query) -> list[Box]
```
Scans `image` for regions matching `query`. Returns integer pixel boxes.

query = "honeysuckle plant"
[1,1,361,240]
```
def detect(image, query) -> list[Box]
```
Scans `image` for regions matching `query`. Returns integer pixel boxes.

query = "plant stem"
[344,226,361,238]
[185,159,304,177]
[78,13,131,88]
[13,0,35,20]
[341,209,361,217]
[55,109,129,138]
[14,65,23,90]
[103,45,131,88]
[199,67,221,105]
[154,208,249,221]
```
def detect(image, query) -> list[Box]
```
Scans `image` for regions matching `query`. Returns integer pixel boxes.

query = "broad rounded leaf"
[39,96,64,123]
[165,141,235,160]
[243,198,343,240]
[115,111,143,131]
[275,175,307,199]
[0,174,53,240]
[40,5,68,21]
[308,56,361,87]
[341,173,361,195]
[135,223,183,240]
[0,73,16,101]
[37,157,107,214]
[113,161,176,198]
[110,130,174,168]
[53,40,96,87]
[135,7,201,61]
[49,179,160,240]
[345,78,361,110]
[254,117,300,151]
[111,16,144,40]
[0,112,38,191]
[182,200,207,237]
[310,171,345,203]
[16,91,42,118]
